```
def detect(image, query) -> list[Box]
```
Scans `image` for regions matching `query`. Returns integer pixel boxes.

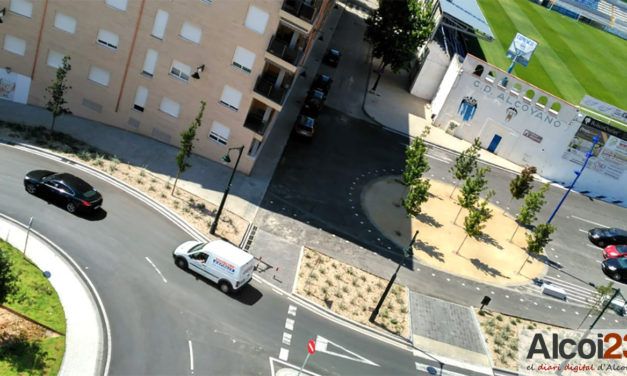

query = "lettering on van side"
[213,258,235,274]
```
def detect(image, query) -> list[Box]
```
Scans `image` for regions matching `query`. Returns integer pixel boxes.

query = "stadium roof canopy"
[438,0,494,40]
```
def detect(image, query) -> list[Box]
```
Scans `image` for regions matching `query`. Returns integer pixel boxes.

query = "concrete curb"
[0,213,110,376]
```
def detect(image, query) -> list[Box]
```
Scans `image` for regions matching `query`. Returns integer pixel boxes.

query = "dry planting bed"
[296,247,410,338]
[0,123,248,245]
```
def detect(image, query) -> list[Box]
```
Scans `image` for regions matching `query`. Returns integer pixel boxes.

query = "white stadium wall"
[433,55,627,204]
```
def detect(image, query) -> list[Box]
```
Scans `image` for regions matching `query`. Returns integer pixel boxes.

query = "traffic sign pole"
[296,353,310,376]
[297,339,316,376]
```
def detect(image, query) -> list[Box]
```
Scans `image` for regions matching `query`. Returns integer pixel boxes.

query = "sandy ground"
[0,307,59,342]
[362,176,546,286]
[295,247,411,339]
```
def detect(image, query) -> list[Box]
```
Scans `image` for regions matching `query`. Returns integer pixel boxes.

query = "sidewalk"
[0,213,107,376]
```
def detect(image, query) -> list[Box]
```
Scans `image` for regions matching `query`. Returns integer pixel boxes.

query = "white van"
[173,240,255,294]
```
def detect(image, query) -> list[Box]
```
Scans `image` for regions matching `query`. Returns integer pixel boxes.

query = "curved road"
[0,144,425,375]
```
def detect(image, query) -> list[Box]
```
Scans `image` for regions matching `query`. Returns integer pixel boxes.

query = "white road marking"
[571,215,609,228]
[282,332,292,346]
[279,347,289,361]
[285,318,294,331]
[315,335,379,366]
[426,154,452,164]
[578,229,588,234]
[288,305,297,316]
[272,288,284,296]
[446,278,450,281]
[575,312,579,315]
[586,244,599,249]
[533,302,538,306]
[505,295,509,299]
[145,257,167,283]
[188,340,194,371]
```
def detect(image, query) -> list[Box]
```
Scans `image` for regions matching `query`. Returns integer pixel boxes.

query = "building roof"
[439,0,494,39]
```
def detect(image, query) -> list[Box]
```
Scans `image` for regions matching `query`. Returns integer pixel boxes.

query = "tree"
[449,138,482,197]
[402,127,430,185]
[457,194,493,255]
[509,166,537,201]
[518,223,556,274]
[455,166,490,223]
[402,178,431,216]
[511,183,549,241]
[45,56,72,132]
[365,0,435,90]
[172,101,206,195]
[0,249,17,306]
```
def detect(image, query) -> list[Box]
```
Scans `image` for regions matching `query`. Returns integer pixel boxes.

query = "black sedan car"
[323,48,341,67]
[24,170,103,213]
[293,114,315,138]
[302,90,325,116]
[310,74,333,95]
[601,257,627,281]
[588,227,627,248]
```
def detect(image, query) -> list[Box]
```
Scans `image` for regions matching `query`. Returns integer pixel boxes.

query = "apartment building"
[0,0,334,174]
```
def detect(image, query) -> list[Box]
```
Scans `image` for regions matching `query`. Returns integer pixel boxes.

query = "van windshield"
[188,243,206,253]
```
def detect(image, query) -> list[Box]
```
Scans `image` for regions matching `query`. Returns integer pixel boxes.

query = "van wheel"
[175,257,188,270]
[219,281,231,294]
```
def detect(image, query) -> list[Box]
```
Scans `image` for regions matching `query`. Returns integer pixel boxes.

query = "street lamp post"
[369,230,419,323]
[210,145,244,235]
[546,135,599,224]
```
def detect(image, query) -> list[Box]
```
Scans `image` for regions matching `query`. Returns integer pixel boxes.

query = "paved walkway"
[0,213,107,376]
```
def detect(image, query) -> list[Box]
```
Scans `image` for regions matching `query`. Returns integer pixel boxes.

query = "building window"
[142,49,158,76]
[200,0,213,4]
[169,60,191,82]
[209,122,230,145]
[105,0,128,11]
[180,22,202,44]
[54,12,77,34]
[9,0,33,18]
[219,86,242,111]
[472,65,484,77]
[3,35,26,56]
[244,5,269,35]
[248,138,261,157]
[152,9,169,39]
[160,97,180,118]
[97,29,119,50]
[88,66,111,86]
[232,46,255,74]
[133,86,148,112]
[47,50,65,68]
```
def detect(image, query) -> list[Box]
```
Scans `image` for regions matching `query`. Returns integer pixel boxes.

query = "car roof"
[329,48,340,54]
[202,240,253,267]
[298,115,315,127]
[317,74,331,81]
[54,173,93,191]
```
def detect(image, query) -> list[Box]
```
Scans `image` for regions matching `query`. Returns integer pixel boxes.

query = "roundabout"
[362,176,547,286]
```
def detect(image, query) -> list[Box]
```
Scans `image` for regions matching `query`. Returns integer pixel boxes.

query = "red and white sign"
[307,339,316,355]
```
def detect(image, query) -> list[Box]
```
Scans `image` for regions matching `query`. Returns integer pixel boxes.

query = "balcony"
[244,112,269,136]
[267,37,302,67]
[282,0,318,23]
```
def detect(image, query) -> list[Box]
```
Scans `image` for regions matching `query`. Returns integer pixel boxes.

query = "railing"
[281,0,319,24]
[267,37,303,66]
[244,112,269,136]
[254,76,287,105]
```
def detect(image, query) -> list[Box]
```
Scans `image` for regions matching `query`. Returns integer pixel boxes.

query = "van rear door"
[238,260,255,286]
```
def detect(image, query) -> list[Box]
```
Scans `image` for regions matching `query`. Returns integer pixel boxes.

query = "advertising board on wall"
[562,117,627,180]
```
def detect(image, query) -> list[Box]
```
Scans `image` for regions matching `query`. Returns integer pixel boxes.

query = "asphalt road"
[0,144,419,375]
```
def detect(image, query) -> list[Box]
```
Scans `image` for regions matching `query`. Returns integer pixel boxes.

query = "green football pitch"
[476,0,627,111]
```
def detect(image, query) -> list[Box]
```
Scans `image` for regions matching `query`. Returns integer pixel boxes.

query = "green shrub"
[496,315,503,322]
[310,272,318,281]
[148,185,156,192]
[139,170,146,177]
[319,267,327,275]
[342,286,349,293]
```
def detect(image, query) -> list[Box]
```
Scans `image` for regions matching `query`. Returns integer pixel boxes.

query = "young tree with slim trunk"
[0,250,17,306]
[172,101,206,195]
[365,0,435,90]
[511,183,549,241]
[509,166,537,201]
[449,138,482,198]
[457,194,493,255]
[402,128,430,185]
[45,56,72,132]
[518,223,555,274]
[455,166,490,223]
[402,178,431,216]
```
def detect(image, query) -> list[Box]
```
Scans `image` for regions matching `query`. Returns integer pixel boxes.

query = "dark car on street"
[310,74,333,95]
[293,114,316,138]
[588,227,627,248]
[323,48,341,67]
[24,170,103,213]
[601,257,627,281]
[302,90,325,116]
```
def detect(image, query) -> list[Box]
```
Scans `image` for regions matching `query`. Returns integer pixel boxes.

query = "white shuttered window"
[54,12,77,34]
[3,35,26,56]
[88,66,111,86]
[244,6,269,34]
[152,9,169,39]
[160,97,180,118]
[142,49,158,76]
[133,86,148,112]
[209,122,230,145]
[97,29,119,49]
[232,47,255,73]
[106,0,128,11]
[180,22,202,44]
[219,86,242,111]
[9,0,33,18]
[47,50,65,68]
[169,60,191,81]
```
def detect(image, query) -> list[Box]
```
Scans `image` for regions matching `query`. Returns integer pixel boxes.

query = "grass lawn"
[477,0,627,110]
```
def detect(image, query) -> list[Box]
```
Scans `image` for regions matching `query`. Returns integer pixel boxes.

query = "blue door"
[487,134,502,153]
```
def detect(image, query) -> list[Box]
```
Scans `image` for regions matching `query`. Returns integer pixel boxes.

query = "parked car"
[302,90,325,116]
[293,114,316,138]
[588,227,627,248]
[323,48,341,67]
[603,245,627,259]
[601,257,627,281]
[310,74,333,95]
[173,240,255,294]
[24,170,103,213]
